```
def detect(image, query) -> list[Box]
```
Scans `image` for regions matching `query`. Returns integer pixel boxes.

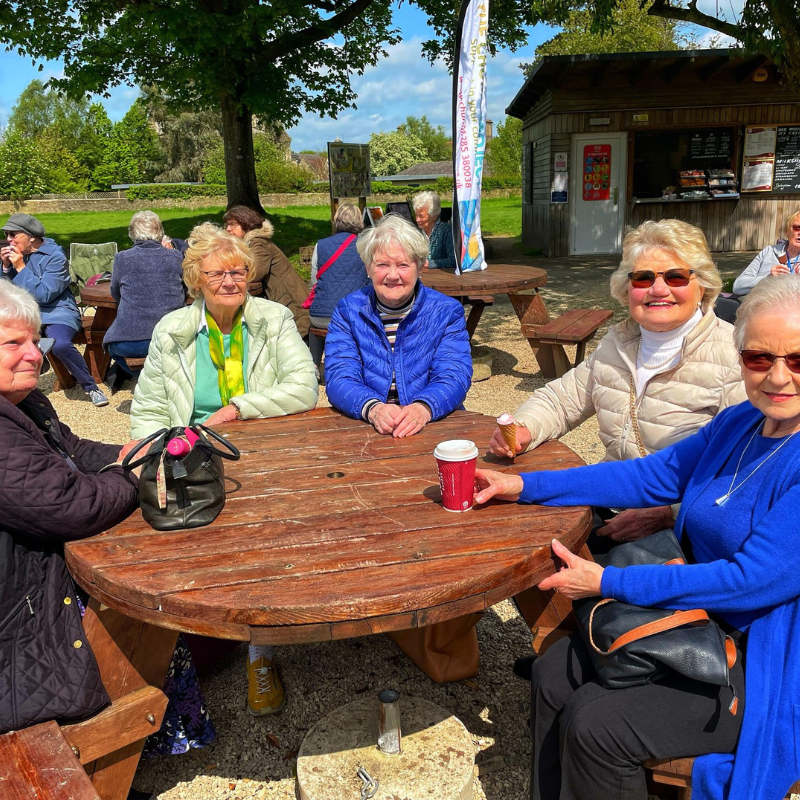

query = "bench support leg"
[82,600,178,800]
[508,291,569,380]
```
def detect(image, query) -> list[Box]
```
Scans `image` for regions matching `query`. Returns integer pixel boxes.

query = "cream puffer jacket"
[515,308,746,462]
[130,297,318,438]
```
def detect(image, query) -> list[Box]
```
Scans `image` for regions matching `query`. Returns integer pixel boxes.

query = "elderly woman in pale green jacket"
[131,221,318,716]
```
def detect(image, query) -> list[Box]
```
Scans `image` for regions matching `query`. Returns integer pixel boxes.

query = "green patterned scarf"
[205,306,245,405]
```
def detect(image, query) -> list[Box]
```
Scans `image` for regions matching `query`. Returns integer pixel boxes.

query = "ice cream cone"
[496,413,517,458]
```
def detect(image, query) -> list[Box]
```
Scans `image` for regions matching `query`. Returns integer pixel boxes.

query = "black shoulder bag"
[122,424,240,530]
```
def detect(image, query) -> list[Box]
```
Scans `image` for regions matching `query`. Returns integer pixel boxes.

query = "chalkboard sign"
[774,126,800,194]
[688,129,733,163]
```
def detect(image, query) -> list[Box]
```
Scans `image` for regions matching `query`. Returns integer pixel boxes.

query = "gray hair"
[609,219,721,313]
[734,275,800,349]
[0,280,41,330]
[356,213,430,268]
[412,190,441,219]
[129,210,165,242]
[334,203,364,235]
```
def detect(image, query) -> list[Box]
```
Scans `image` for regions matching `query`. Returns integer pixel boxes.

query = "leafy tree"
[486,117,522,178]
[528,0,693,68]
[528,0,800,95]
[369,130,429,177]
[0,131,52,197]
[401,116,450,162]
[76,104,114,182]
[0,0,537,211]
[92,100,162,189]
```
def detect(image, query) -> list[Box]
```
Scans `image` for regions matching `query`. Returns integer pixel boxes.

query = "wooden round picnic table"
[66,407,590,649]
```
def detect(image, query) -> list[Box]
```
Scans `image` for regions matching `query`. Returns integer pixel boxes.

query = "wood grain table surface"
[66,408,591,646]
[419,262,548,296]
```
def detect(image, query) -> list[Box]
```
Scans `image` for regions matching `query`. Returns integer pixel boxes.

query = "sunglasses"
[627,269,695,288]
[792,225,800,232]
[739,350,800,374]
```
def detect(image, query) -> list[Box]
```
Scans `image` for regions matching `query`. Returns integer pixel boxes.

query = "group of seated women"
[3,206,800,800]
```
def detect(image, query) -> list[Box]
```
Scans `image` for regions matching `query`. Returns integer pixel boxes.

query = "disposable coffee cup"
[434,439,480,512]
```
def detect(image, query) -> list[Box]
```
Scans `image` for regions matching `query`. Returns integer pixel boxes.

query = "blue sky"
[0,1,733,152]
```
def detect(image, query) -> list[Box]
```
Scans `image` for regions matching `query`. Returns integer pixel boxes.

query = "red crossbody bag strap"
[302,234,357,309]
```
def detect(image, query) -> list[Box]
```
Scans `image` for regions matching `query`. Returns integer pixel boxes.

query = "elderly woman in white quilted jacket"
[491,219,745,547]
[131,222,317,717]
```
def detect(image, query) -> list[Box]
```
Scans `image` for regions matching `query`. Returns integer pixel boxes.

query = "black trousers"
[530,632,745,800]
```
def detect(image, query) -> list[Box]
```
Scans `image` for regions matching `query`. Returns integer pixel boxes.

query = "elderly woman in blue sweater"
[475,275,800,800]
[325,214,471,437]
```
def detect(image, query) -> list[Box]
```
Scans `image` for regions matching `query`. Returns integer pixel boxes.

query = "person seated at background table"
[130,222,318,716]
[325,213,471,437]
[732,209,800,296]
[103,211,186,377]
[0,278,140,736]
[306,202,369,372]
[222,205,311,340]
[490,219,745,546]
[0,213,109,407]
[474,275,800,800]
[413,190,456,270]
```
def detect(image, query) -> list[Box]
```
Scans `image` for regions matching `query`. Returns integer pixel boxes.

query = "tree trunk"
[219,92,265,213]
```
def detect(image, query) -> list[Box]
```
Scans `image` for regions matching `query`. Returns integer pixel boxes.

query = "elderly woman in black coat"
[103,210,186,377]
[0,279,140,734]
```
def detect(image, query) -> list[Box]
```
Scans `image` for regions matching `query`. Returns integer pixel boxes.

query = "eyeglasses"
[200,269,248,285]
[627,269,695,288]
[739,350,800,374]
[791,225,800,232]
[3,231,26,239]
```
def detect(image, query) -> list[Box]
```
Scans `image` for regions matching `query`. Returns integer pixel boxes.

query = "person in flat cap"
[1,214,109,406]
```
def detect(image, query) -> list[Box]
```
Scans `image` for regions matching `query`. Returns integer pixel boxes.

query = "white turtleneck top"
[635,307,703,397]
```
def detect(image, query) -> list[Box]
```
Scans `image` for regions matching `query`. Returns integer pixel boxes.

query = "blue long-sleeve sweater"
[519,401,800,800]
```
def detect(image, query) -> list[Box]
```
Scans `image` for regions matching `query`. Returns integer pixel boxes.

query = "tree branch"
[647,0,744,41]
[255,0,378,64]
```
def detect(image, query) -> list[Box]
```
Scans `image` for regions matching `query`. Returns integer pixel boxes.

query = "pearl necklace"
[637,339,679,370]
[715,420,799,506]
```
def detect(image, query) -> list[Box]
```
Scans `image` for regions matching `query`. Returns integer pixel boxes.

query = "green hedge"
[126,184,227,200]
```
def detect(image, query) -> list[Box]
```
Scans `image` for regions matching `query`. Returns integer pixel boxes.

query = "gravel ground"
[44,240,753,800]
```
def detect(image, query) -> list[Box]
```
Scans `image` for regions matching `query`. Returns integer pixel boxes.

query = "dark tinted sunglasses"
[739,350,800,374]
[627,269,695,288]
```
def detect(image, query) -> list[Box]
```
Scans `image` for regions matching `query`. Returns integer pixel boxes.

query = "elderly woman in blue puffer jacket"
[324,214,472,437]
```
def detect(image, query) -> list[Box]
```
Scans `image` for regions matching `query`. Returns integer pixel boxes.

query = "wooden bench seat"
[521,307,613,378]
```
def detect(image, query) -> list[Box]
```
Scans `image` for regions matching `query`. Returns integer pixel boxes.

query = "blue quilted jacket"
[324,284,472,421]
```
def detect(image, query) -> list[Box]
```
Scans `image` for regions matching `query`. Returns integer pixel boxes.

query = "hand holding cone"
[496,413,517,458]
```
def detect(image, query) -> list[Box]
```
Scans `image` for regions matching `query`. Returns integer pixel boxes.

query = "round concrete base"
[297,696,474,800]
[471,346,493,382]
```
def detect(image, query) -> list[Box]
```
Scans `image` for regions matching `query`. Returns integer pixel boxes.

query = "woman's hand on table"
[204,404,240,426]
[489,423,532,458]
[393,402,432,438]
[368,402,403,435]
[473,468,524,504]
[539,539,604,599]
[596,506,674,543]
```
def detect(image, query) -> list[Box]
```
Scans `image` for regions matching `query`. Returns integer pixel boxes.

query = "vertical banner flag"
[452,0,489,273]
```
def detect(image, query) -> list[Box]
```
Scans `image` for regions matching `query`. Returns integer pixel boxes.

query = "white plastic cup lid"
[434,439,479,462]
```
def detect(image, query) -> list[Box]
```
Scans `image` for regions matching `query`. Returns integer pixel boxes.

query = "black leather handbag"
[122,424,240,531]
[574,529,737,694]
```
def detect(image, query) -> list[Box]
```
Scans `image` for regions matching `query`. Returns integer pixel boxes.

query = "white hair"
[0,280,41,330]
[356,213,430,268]
[129,210,165,242]
[734,275,800,349]
[412,190,441,219]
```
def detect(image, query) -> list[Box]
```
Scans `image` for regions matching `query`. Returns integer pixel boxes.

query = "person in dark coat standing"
[1,213,110,406]
[103,211,186,376]
[306,203,369,370]
[0,279,140,735]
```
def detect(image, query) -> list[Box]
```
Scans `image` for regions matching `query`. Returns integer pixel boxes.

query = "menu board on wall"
[744,127,777,159]
[773,126,800,194]
[582,144,611,201]
[688,129,733,162]
[742,160,774,192]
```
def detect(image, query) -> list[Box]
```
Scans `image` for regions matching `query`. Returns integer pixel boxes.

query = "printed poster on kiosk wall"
[583,144,611,201]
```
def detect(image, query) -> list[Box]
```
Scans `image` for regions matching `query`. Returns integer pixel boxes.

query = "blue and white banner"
[452,0,489,273]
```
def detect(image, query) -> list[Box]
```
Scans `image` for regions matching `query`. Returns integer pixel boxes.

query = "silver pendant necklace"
[715,420,798,506]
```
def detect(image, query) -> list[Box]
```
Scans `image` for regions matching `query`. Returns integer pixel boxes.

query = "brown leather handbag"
[574,530,738,697]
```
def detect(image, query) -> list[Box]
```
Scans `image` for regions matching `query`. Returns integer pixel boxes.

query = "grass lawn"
[0,196,522,279]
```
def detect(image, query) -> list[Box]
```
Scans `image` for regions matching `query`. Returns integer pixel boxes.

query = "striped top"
[360,293,416,419]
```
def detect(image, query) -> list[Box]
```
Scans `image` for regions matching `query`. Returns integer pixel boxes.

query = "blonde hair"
[357,213,429,268]
[734,275,800,350]
[182,222,255,299]
[785,209,800,237]
[609,219,721,313]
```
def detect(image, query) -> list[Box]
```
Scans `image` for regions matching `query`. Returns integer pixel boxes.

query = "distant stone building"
[375,160,453,186]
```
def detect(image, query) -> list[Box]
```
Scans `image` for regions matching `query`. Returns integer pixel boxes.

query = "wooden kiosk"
[506,50,800,256]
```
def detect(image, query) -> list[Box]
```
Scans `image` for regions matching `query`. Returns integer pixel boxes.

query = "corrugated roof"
[396,160,453,177]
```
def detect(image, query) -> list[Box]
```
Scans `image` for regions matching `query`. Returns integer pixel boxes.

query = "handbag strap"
[628,374,648,458]
[121,424,240,470]
[587,598,711,655]
[317,234,356,281]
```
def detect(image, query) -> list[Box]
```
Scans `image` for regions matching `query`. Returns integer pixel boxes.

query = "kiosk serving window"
[632,127,738,200]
